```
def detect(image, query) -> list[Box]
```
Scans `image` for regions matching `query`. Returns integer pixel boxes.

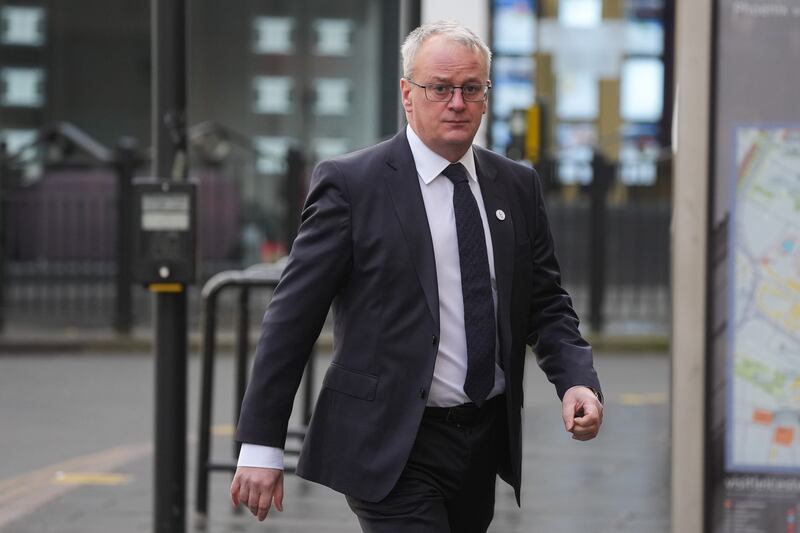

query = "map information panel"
[729,126,800,472]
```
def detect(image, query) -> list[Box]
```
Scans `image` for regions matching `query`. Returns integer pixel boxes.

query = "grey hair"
[401,20,492,79]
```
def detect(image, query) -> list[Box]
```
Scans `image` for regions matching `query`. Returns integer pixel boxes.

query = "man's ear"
[400,78,413,114]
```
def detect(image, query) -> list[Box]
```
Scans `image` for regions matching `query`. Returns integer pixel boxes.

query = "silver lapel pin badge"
[495,209,506,221]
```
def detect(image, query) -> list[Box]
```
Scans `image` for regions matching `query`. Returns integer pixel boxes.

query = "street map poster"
[729,127,800,471]
[708,0,800,531]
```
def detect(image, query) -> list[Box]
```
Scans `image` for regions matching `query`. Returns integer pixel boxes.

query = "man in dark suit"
[231,21,603,533]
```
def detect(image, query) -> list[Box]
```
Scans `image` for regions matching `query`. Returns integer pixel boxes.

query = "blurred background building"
[0,0,674,337]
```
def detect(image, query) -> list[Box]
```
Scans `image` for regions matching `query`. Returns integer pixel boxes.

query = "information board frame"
[706,1,800,531]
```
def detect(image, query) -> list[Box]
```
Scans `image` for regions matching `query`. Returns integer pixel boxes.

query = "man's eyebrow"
[428,76,484,83]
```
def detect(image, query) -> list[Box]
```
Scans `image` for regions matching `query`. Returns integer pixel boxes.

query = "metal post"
[660,0,676,151]
[153,292,188,532]
[234,287,249,456]
[379,0,402,136]
[195,291,217,520]
[114,138,137,334]
[0,141,6,333]
[151,1,188,532]
[285,147,304,249]
[397,0,421,128]
[589,151,610,333]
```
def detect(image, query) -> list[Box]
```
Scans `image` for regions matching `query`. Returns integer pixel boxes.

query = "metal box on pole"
[132,179,197,286]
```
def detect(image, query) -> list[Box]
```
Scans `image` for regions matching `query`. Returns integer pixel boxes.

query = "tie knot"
[442,163,469,185]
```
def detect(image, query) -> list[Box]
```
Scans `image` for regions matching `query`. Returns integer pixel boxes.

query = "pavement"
[0,348,670,533]
[0,324,669,355]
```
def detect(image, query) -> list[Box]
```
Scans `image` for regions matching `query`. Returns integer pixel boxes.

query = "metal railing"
[540,152,672,335]
[0,130,671,336]
[194,262,317,521]
[0,123,141,333]
[0,122,306,333]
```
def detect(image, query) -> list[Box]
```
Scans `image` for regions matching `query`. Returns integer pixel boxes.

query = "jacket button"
[432,335,438,346]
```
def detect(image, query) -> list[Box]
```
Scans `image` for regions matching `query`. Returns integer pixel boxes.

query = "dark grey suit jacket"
[236,129,601,504]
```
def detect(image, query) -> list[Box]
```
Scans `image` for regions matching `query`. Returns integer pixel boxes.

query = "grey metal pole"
[379,0,402,137]
[151,1,188,532]
[589,151,610,333]
[234,287,249,454]
[153,291,188,532]
[114,137,137,334]
[285,147,304,249]
[0,141,6,333]
[396,0,421,128]
[195,290,217,520]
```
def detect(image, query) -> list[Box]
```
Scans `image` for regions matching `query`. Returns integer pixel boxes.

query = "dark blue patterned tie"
[442,163,496,406]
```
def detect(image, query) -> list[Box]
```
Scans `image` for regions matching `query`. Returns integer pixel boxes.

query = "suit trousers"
[346,395,507,533]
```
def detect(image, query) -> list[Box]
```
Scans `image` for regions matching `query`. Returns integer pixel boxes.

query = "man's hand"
[230,466,284,521]
[562,386,603,441]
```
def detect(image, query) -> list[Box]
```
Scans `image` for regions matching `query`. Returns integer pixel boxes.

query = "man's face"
[401,35,489,161]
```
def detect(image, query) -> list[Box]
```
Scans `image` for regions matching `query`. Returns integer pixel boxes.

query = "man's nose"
[448,88,467,110]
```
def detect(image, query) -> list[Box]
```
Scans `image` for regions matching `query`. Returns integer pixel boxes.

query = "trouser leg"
[346,476,450,533]
[346,414,461,532]
[346,397,502,533]
[445,400,501,533]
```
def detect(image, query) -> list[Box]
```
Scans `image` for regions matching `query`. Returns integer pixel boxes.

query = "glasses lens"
[462,84,485,102]
[426,84,451,102]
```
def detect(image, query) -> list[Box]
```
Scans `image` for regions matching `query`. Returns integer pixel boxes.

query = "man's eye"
[431,84,451,95]
[463,84,482,96]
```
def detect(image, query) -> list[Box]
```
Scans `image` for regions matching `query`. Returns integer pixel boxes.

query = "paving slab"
[0,351,670,532]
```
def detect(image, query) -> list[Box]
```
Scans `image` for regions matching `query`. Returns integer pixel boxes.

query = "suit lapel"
[384,131,440,329]
[474,148,515,364]
[381,134,516,342]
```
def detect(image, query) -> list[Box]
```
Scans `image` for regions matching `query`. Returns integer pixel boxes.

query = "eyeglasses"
[406,79,491,103]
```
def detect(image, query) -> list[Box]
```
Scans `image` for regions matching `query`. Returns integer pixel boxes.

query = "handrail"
[194,259,316,522]
[199,260,286,300]
[5,121,114,164]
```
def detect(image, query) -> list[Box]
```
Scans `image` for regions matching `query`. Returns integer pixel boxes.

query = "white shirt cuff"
[237,443,285,470]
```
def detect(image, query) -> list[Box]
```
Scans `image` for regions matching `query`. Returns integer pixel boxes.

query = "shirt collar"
[406,125,478,186]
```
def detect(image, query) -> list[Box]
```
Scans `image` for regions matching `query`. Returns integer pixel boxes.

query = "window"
[314,137,348,161]
[625,20,664,56]
[491,56,534,119]
[490,0,536,155]
[559,0,602,27]
[493,0,536,54]
[1,128,36,155]
[313,19,352,56]
[1,6,45,46]
[253,136,291,174]
[620,58,664,123]
[253,76,293,114]
[314,78,350,116]
[556,72,598,121]
[253,17,294,54]
[1,67,45,107]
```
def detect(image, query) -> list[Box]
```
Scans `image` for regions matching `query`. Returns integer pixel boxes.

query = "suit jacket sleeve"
[525,168,602,400]
[235,159,352,448]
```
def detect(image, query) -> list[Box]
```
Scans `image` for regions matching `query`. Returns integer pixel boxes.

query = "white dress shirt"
[238,125,505,470]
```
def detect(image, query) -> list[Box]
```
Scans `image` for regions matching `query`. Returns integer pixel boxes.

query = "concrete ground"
[0,349,669,532]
